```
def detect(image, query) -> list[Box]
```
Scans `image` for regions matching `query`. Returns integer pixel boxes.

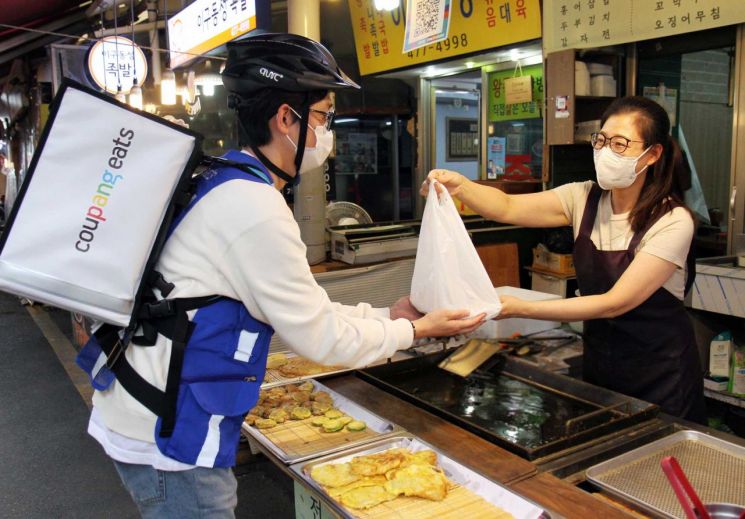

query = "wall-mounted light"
[374,0,400,10]
[201,83,215,96]
[161,69,177,105]
[196,73,221,97]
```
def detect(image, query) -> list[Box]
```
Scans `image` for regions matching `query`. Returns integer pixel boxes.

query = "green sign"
[487,64,543,122]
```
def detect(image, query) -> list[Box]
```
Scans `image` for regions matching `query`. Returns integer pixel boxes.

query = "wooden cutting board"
[253,417,380,460]
[332,484,516,519]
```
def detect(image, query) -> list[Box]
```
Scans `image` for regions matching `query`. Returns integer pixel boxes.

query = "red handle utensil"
[660,456,711,519]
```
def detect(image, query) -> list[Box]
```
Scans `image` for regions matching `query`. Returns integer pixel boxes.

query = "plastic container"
[591,75,616,97]
[729,344,745,396]
[575,61,591,96]
[575,119,601,142]
[473,286,562,339]
[586,62,613,76]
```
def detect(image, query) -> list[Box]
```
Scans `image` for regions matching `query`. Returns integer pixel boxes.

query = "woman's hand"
[420,169,467,198]
[494,295,525,320]
[413,309,486,338]
[389,296,424,321]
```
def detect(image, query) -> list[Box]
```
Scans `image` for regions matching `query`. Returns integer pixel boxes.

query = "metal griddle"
[358,351,659,461]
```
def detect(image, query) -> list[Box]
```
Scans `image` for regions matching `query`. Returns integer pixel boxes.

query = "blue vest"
[79,151,275,468]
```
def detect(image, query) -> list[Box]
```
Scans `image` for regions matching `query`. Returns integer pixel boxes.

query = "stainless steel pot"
[705,503,745,519]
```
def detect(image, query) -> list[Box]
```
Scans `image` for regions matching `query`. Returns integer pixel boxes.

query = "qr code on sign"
[412,0,447,39]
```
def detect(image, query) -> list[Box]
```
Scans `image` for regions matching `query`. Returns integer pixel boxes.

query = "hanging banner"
[348,0,541,76]
[487,63,543,122]
[402,0,453,53]
[544,0,745,54]
[168,0,258,68]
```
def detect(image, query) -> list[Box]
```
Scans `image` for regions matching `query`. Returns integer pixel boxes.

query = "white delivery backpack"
[0,80,203,327]
[410,180,502,319]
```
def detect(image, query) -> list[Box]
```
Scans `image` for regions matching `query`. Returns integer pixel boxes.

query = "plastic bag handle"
[427,178,453,207]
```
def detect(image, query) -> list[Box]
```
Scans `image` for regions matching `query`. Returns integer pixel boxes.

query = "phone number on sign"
[406,33,469,58]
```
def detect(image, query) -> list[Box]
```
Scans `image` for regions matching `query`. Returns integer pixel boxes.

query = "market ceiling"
[0,0,93,69]
[0,0,85,28]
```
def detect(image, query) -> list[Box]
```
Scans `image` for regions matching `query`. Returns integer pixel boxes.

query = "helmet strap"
[251,144,298,186]
[237,116,299,186]
[293,94,311,176]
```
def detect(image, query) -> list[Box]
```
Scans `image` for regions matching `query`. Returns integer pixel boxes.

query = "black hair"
[600,96,692,232]
[233,88,328,147]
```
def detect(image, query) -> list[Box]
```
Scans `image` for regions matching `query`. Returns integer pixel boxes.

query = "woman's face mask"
[593,145,651,190]
[284,107,334,174]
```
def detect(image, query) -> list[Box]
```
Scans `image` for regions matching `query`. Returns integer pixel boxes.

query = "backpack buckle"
[105,338,125,370]
[141,299,176,319]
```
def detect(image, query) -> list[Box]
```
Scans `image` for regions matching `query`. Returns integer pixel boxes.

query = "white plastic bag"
[410,180,502,319]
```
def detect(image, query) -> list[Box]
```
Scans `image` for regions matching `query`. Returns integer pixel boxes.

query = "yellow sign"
[348,0,542,76]
[544,0,745,54]
[168,0,257,68]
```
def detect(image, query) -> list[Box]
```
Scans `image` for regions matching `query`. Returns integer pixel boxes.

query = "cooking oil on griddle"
[384,369,599,448]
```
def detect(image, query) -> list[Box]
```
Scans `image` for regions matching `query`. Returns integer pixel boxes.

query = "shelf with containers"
[544,47,627,187]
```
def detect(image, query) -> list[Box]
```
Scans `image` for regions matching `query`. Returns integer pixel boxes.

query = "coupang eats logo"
[74,128,135,252]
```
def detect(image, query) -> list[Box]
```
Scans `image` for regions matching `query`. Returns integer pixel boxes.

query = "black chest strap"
[95,294,222,437]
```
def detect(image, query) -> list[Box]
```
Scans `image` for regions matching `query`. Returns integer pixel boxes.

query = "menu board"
[544,0,745,54]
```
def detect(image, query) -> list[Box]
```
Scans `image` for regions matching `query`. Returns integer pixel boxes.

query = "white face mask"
[285,108,334,174]
[593,145,651,190]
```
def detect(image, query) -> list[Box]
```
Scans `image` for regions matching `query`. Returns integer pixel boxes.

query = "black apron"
[573,184,706,423]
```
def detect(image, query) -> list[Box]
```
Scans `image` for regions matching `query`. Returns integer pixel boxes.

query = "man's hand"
[390,296,424,321]
[413,309,486,339]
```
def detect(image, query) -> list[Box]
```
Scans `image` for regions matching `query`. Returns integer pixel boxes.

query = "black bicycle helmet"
[222,32,360,95]
[221,33,358,187]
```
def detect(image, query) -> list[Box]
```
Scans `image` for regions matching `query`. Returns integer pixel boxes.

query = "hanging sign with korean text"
[87,36,148,94]
[504,75,533,104]
[348,0,541,76]
[168,0,257,68]
[544,0,745,54]
[488,63,543,122]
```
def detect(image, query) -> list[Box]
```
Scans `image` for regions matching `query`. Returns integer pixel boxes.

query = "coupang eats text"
[75,128,135,252]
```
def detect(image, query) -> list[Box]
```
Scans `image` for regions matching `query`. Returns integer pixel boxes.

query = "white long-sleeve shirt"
[91,158,413,451]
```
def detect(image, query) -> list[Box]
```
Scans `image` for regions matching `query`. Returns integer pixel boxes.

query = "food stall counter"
[244,373,657,518]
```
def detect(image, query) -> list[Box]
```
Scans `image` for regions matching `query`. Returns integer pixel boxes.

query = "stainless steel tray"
[242,379,401,464]
[290,434,552,519]
[586,430,745,519]
[261,351,353,388]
